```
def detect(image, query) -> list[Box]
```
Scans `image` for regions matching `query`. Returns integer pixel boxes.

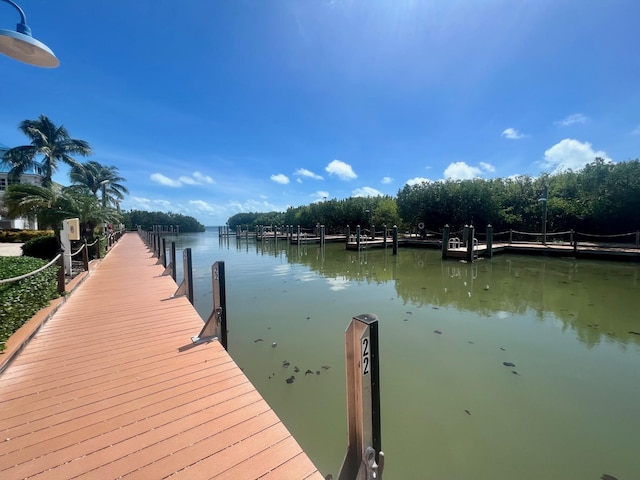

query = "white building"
[0,142,43,230]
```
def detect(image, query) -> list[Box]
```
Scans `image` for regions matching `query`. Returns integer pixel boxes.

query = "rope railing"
[0,254,62,285]
[575,231,637,238]
[86,237,100,247]
[68,243,86,258]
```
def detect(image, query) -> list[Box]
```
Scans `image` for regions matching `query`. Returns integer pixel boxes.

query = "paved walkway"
[0,243,23,257]
[0,233,323,479]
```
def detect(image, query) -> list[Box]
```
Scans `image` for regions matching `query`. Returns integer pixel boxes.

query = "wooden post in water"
[356,225,361,250]
[392,225,398,255]
[383,225,387,248]
[337,314,383,480]
[466,225,475,263]
[462,225,469,247]
[442,224,450,259]
[345,225,350,246]
[509,229,513,245]
[371,224,375,241]
[297,225,301,244]
[486,224,493,258]
[320,225,326,245]
[573,231,578,256]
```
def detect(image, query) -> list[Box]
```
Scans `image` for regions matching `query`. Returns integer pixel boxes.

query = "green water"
[170,229,640,480]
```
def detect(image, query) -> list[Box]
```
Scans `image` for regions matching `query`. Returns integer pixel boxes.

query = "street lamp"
[0,0,59,67]
[538,185,548,245]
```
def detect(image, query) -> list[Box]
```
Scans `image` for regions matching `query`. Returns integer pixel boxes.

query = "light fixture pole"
[0,0,59,67]
[538,186,548,245]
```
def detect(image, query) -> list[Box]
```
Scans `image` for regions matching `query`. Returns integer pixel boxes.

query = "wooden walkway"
[0,233,323,480]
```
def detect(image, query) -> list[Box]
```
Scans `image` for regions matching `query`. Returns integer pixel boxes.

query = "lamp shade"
[0,27,59,67]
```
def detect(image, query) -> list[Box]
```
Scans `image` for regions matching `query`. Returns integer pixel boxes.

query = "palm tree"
[2,115,91,187]
[69,161,129,208]
[4,183,121,236]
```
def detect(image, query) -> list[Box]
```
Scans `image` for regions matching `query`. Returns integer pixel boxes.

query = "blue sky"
[1,0,639,225]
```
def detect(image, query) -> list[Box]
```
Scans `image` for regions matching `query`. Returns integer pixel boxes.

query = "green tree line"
[229,158,640,235]
[121,210,205,233]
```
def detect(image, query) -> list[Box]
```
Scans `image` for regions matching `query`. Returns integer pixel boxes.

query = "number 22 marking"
[362,337,370,375]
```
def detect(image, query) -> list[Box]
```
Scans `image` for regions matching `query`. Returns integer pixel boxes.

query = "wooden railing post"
[336,314,384,480]
[82,240,89,271]
[96,236,101,259]
[172,247,193,304]
[163,241,176,281]
[192,261,228,350]
[57,254,65,294]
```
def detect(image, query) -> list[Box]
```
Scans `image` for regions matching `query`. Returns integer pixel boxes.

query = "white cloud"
[270,173,290,184]
[381,176,393,184]
[555,113,588,127]
[326,159,357,180]
[352,186,383,197]
[179,171,215,185]
[189,200,216,213]
[543,138,611,173]
[479,162,495,172]
[150,173,181,187]
[294,168,324,180]
[151,171,214,187]
[311,190,329,202]
[444,162,482,180]
[501,128,526,139]
[406,177,431,186]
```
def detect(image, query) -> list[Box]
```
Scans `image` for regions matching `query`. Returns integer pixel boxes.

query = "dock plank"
[0,232,323,479]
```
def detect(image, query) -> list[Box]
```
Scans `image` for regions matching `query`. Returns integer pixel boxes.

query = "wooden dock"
[0,233,323,479]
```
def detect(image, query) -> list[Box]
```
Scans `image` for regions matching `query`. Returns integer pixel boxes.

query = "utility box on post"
[61,218,81,276]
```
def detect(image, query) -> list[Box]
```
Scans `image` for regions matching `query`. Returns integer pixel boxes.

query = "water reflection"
[248,238,640,349]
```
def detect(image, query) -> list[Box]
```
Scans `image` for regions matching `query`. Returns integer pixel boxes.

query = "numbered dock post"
[192,261,228,350]
[338,314,383,480]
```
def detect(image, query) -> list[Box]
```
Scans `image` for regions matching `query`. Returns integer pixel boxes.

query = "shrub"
[0,257,60,350]
[0,229,54,243]
[22,235,61,260]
